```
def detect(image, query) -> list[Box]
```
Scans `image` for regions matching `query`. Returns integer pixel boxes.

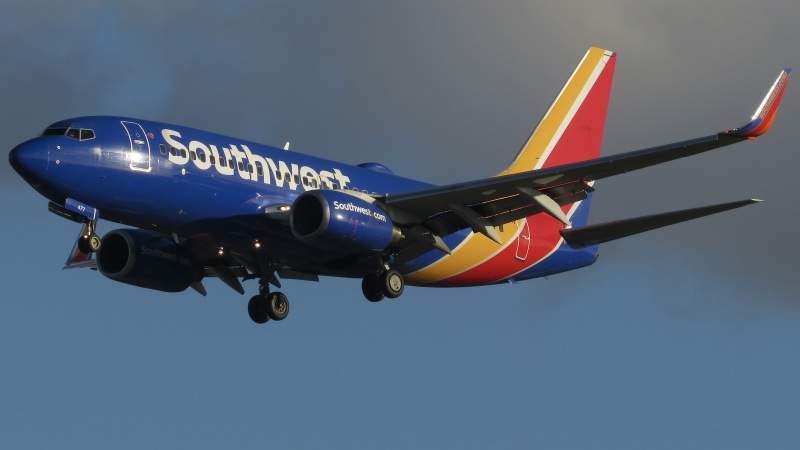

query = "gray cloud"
[3,0,798,302]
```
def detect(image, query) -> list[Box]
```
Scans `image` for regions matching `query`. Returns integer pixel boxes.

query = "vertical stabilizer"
[498,47,616,175]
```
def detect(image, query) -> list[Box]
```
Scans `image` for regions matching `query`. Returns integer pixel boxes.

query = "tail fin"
[498,47,616,176]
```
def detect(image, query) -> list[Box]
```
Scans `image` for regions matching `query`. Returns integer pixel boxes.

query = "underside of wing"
[381,68,790,255]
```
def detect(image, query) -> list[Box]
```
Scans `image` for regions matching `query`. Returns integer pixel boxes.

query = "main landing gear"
[246,267,405,324]
[247,278,290,324]
[361,268,405,302]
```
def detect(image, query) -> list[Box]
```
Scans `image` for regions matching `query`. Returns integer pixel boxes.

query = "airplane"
[8,47,791,324]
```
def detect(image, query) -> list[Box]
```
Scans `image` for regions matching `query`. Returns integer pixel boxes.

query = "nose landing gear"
[77,226,102,254]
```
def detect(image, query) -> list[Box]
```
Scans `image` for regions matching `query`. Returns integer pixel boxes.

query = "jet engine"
[289,190,401,253]
[96,229,203,292]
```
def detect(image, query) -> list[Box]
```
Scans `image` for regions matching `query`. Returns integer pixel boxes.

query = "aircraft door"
[121,121,152,172]
[515,219,531,261]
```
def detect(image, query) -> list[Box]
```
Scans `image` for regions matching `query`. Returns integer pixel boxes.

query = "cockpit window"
[41,127,68,136]
[40,127,96,141]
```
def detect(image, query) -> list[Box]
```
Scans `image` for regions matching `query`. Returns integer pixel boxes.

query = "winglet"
[727,68,791,138]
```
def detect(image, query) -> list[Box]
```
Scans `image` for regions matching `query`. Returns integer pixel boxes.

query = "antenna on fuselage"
[284,142,290,151]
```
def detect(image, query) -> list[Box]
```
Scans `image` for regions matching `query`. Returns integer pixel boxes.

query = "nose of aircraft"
[9,140,49,185]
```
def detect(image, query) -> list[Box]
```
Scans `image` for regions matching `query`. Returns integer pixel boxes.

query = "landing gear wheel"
[88,234,102,252]
[362,275,385,303]
[247,295,270,324]
[77,233,102,254]
[267,292,290,321]
[381,269,404,298]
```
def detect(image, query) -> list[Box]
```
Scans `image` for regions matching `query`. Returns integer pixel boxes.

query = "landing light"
[254,240,262,249]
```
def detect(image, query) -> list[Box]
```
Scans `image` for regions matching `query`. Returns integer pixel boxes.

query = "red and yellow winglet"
[727,68,791,139]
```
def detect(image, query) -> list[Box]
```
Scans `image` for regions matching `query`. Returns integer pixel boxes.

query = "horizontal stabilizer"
[561,199,761,247]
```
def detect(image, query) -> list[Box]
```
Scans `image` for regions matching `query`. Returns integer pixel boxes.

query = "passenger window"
[190,151,197,161]
[160,144,167,155]
[199,153,206,163]
[219,158,226,167]
[257,167,263,176]
[293,174,300,184]
[248,164,254,173]
[210,156,216,165]
[332,183,339,190]
[181,149,187,158]
[80,129,95,140]
[238,161,244,171]
[276,172,282,180]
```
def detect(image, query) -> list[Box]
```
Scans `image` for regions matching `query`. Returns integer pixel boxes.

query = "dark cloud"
[3,0,799,302]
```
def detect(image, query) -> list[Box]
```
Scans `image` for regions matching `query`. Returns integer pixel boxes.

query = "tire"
[77,236,92,254]
[267,292,290,321]
[247,295,270,324]
[362,275,385,302]
[381,269,404,298]
[88,234,102,252]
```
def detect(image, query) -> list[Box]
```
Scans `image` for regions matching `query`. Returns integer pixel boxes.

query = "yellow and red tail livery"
[403,47,617,286]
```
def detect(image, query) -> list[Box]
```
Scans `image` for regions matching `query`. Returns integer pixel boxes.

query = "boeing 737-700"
[9,48,791,324]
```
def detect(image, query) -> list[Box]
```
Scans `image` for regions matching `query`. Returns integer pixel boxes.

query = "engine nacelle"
[96,229,203,293]
[289,190,400,253]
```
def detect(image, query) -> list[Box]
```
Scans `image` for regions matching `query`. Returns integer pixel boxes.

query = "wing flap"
[384,68,788,237]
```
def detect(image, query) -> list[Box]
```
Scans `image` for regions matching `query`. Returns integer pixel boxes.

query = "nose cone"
[9,140,49,186]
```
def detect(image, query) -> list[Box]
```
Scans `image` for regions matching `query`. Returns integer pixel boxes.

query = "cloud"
[3,0,798,300]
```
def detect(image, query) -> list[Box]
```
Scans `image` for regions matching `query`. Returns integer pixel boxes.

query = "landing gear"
[362,274,385,302]
[77,232,101,254]
[247,278,290,324]
[362,268,405,302]
[248,295,270,324]
[267,292,289,320]
[60,198,102,255]
[382,269,404,298]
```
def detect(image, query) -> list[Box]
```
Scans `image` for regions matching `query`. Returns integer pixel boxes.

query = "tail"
[402,48,616,286]
[498,47,616,176]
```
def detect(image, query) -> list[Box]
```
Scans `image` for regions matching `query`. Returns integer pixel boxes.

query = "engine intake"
[97,229,203,292]
[290,190,400,253]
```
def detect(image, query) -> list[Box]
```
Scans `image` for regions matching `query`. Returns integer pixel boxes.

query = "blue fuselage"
[10,116,433,275]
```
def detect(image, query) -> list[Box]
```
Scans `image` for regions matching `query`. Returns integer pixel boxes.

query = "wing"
[381,68,790,254]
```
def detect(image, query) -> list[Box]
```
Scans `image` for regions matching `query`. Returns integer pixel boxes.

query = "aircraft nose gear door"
[121,121,152,172]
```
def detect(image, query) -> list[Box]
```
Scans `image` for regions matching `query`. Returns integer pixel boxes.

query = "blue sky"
[2,1,800,448]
